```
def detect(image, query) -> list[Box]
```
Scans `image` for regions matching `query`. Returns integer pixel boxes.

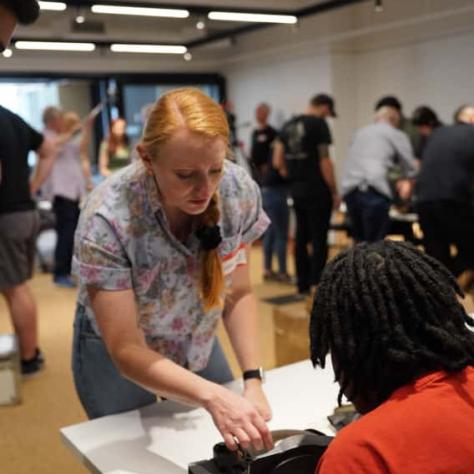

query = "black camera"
[189,430,332,474]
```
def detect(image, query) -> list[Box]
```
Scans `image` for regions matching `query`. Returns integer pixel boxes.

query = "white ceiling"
[109,0,323,11]
[6,0,474,74]
[15,0,329,45]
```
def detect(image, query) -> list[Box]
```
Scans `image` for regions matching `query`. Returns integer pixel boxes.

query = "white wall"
[58,82,92,119]
[330,53,358,176]
[355,31,474,127]
[224,52,332,155]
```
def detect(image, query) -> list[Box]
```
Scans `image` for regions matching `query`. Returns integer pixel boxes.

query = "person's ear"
[137,144,153,175]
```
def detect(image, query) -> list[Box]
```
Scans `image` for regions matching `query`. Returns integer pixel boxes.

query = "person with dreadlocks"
[310,240,474,473]
[72,88,273,454]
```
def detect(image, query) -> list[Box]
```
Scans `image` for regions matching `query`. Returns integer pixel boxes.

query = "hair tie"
[196,224,222,251]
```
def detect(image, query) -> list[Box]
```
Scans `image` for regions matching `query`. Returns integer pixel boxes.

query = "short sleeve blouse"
[73,160,269,371]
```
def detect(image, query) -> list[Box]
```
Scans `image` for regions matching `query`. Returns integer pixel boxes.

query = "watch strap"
[243,368,264,381]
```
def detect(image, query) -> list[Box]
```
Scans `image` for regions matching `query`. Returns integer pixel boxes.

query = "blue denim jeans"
[53,195,80,278]
[344,188,391,243]
[262,186,289,274]
[72,305,234,419]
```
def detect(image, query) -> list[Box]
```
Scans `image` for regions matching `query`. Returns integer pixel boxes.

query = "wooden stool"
[273,305,310,367]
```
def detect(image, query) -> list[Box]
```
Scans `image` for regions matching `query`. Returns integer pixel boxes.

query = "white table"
[61,360,340,474]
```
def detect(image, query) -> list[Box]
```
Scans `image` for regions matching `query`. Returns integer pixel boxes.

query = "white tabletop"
[61,360,340,474]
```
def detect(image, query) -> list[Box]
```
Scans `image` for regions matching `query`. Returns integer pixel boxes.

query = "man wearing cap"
[375,96,422,158]
[273,94,339,295]
[0,0,39,51]
[341,106,418,243]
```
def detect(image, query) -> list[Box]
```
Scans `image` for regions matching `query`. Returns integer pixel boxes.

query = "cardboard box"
[273,305,310,367]
[0,334,21,406]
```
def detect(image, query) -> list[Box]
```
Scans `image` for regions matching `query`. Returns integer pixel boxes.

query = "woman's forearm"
[113,342,220,407]
[90,287,220,407]
[223,286,261,373]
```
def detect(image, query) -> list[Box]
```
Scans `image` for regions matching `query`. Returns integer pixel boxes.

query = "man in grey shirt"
[341,106,418,242]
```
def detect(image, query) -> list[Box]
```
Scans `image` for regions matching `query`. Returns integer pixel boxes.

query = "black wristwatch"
[243,367,265,383]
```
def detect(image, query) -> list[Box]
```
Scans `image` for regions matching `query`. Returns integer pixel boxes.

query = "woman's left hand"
[243,380,272,422]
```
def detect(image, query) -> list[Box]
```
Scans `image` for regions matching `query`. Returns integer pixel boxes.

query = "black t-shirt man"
[0,105,44,214]
[250,124,283,187]
[279,114,332,200]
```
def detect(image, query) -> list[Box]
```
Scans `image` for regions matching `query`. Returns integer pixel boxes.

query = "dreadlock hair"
[0,0,40,25]
[310,240,474,408]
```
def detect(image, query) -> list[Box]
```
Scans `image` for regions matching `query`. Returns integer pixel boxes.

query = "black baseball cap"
[311,93,337,118]
[0,0,40,25]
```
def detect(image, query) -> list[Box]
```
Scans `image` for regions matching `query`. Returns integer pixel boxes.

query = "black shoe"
[263,270,277,281]
[275,273,296,285]
[21,348,45,375]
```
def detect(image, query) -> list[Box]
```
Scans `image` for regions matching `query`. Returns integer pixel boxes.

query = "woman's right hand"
[203,385,273,453]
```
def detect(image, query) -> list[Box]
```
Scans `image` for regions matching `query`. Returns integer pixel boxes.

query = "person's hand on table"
[204,385,274,453]
[243,378,272,422]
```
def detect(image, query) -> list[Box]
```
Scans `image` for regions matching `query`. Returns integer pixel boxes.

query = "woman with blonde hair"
[72,88,273,452]
[62,111,93,191]
[42,108,95,288]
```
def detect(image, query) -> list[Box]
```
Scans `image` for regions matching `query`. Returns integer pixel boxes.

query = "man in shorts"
[0,105,55,374]
[0,1,53,375]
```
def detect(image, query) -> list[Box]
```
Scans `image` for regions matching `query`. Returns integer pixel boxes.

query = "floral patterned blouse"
[73,160,269,371]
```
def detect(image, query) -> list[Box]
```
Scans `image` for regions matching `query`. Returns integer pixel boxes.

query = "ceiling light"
[196,20,206,30]
[38,1,67,11]
[110,44,187,54]
[75,7,86,24]
[208,11,297,24]
[15,41,96,52]
[2,48,13,58]
[184,52,192,61]
[91,4,189,18]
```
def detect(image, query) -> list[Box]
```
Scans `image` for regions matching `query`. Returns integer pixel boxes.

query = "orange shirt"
[317,366,474,474]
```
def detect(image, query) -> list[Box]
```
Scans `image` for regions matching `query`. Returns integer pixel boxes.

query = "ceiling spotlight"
[184,52,192,61]
[374,0,384,13]
[196,20,206,30]
[2,48,13,58]
[75,12,85,23]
